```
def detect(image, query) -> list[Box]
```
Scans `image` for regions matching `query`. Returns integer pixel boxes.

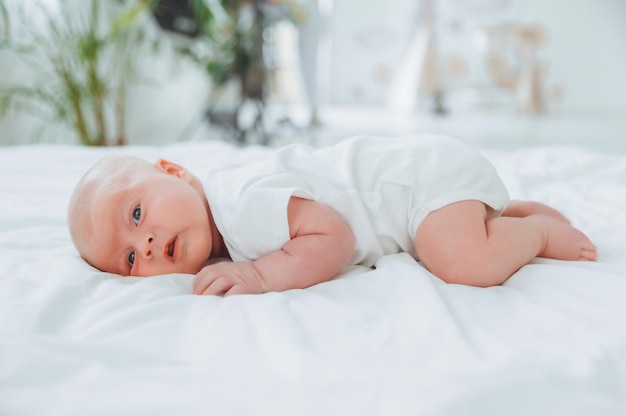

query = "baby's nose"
[141,235,154,259]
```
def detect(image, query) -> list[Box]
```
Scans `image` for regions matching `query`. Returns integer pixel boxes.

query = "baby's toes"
[579,242,598,261]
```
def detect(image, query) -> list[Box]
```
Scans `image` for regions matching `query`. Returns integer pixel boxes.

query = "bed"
[1,137,626,416]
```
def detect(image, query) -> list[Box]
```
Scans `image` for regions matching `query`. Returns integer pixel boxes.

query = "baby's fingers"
[201,276,234,296]
[225,284,251,296]
[193,270,227,295]
[192,273,208,294]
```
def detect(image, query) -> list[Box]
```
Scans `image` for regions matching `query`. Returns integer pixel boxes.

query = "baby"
[68,134,597,296]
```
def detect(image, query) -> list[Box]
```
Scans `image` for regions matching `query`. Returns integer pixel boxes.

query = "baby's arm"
[193,197,355,296]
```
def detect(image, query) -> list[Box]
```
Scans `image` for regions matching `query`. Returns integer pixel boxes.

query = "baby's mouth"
[165,237,176,259]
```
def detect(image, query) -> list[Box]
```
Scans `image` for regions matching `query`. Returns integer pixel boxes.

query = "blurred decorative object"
[297,0,322,127]
[154,0,305,143]
[477,23,549,115]
[153,0,207,37]
[514,24,547,114]
[387,0,447,115]
[0,0,154,146]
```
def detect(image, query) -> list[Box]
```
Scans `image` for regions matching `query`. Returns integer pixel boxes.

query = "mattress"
[1,139,625,416]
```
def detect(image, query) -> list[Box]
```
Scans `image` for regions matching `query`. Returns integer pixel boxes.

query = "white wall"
[326,0,626,115]
[511,0,626,114]
[328,0,416,105]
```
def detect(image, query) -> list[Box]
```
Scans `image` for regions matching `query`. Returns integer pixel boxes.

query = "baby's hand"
[193,261,266,296]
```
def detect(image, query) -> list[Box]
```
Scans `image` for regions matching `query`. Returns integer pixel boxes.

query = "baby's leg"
[503,200,570,224]
[414,200,597,287]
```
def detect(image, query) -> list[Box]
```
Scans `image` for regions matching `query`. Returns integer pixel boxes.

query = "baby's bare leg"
[415,200,597,287]
[503,200,570,223]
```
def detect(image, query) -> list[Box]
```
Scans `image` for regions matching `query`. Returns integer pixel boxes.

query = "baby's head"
[68,155,215,277]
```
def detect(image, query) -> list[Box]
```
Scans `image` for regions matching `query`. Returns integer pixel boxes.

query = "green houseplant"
[154,0,304,142]
[0,0,154,146]
[0,0,302,145]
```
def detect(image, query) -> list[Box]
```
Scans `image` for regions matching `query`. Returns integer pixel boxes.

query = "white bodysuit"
[202,134,510,267]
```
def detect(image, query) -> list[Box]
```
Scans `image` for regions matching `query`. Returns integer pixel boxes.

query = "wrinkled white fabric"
[1,141,625,416]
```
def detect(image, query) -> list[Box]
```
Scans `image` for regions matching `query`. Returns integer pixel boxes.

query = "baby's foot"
[535,215,597,261]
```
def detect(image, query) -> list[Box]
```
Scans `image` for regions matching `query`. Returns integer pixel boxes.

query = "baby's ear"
[154,159,192,182]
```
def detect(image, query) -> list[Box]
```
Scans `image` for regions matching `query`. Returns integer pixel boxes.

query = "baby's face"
[77,160,214,277]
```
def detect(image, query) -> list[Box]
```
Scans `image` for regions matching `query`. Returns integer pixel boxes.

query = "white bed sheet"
[1,140,626,416]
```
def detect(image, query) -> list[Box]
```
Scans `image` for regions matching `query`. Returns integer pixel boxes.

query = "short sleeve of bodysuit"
[203,164,313,262]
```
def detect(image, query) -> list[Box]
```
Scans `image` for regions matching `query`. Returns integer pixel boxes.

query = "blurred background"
[0,0,625,151]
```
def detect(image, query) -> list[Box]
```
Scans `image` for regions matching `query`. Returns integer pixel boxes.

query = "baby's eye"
[128,251,135,267]
[132,206,141,225]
